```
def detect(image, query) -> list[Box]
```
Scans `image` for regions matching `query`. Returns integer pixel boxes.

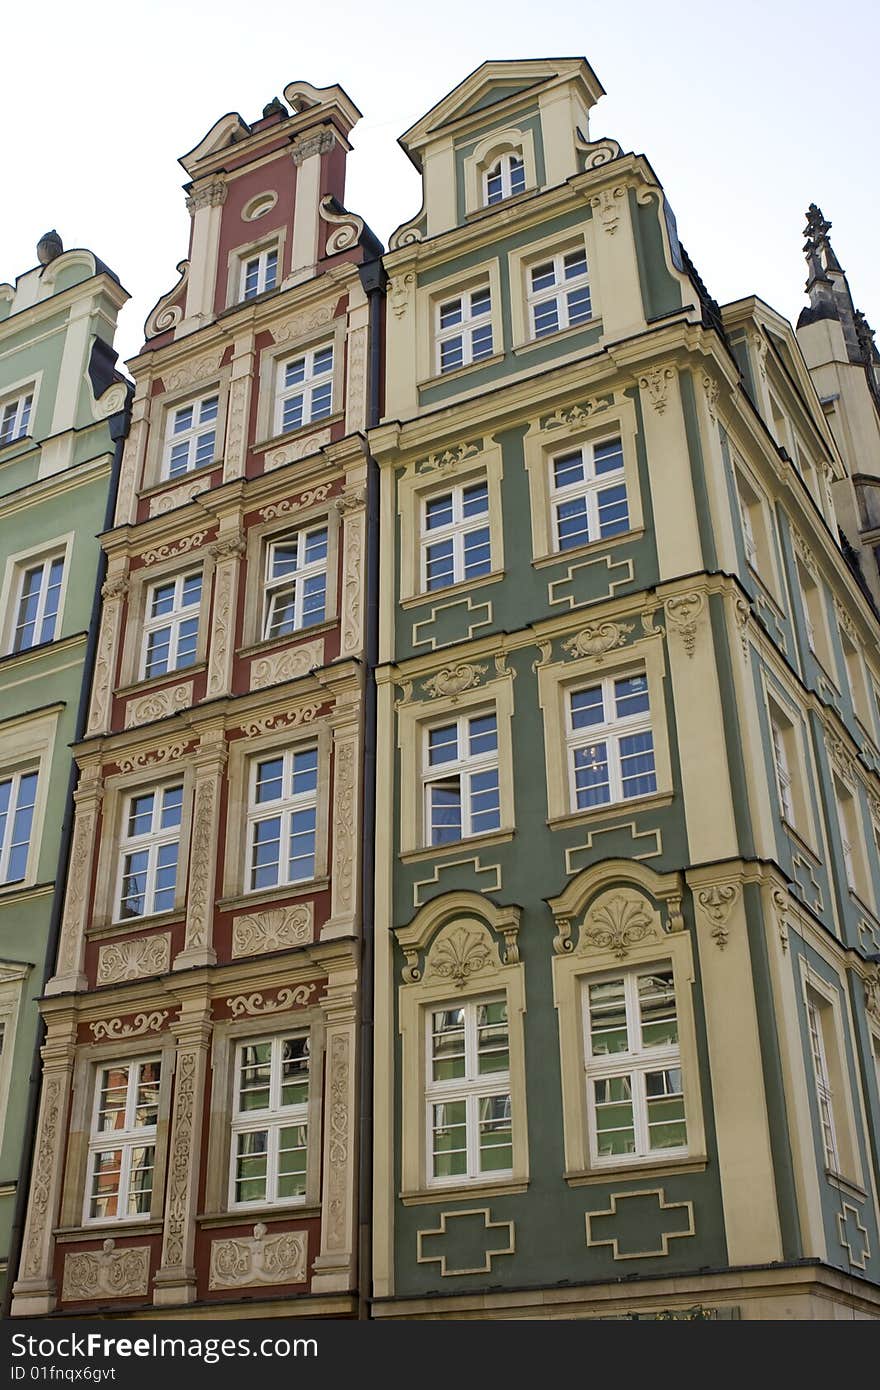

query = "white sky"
[4,0,877,368]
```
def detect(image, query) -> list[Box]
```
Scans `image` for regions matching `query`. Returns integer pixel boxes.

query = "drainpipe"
[1,385,132,1318]
[356,254,385,1321]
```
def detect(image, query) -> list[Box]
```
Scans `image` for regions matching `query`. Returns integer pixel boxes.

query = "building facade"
[11,82,381,1317]
[0,239,129,1303]
[371,59,880,1320]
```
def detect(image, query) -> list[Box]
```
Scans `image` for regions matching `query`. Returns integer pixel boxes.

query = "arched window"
[484,151,526,206]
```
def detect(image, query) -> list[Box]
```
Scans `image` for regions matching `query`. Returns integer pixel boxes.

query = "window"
[141,571,202,679]
[423,711,500,845]
[116,784,182,920]
[550,436,628,551]
[797,559,834,677]
[262,525,328,639]
[85,1058,161,1222]
[527,248,591,338]
[0,391,33,446]
[0,768,38,885]
[240,246,278,300]
[838,621,872,732]
[8,553,64,652]
[163,393,218,479]
[421,480,491,591]
[567,672,656,811]
[426,997,512,1183]
[436,286,493,374]
[230,1033,309,1207]
[247,747,317,891]
[833,776,870,903]
[806,997,838,1171]
[275,344,333,435]
[484,152,525,205]
[584,965,687,1164]
[770,713,794,823]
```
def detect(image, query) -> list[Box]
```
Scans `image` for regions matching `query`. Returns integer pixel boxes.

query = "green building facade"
[0,238,129,1300]
[371,60,880,1319]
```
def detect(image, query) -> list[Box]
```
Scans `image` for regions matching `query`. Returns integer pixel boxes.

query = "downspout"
[1,385,132,1318]
[356,254,385,1321]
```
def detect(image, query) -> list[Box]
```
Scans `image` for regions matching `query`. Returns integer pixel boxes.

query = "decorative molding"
[259,484,334,520]
[149,478,209,518]
[562,620,633,661]
[424,922,503,990]
[209,1224,307,1290]
[125,682,192,728]
[265,428,331,471]
[161,1049,197,1270]
[340,510,363,654]
[836,1203,871,1271]
[139,531,209,565]
[696,883,741,949]
[223,376,249,479]
[145,260,189,339]
[161,350,225,394]
[750,330,768,381]
[100,574,129,601]
[825,724,856,787]
[531,640,553,672]
[206,551,240,700]
[580,891,657,959]
[226,984,317,1017]
[733,595,751,661]
[771,887,790,952]
[21,1076,63,1279]
[638,365,676,415]
[249,640,324,692]
[56,785,103,978]
[586,1188,695,1260]
[239,704,322,739]
[414,441,481,477]
[834,600,859,647]
[702,374,720,423]
[864,966,880,1027]
[790,527,818,579]
[319,195,363,254]
[346,324,368,433]
[421,661,488,701]
[388,271,415,318]
[290,130,335,165]
[185,776,218,950]
[97,934,171,985]
[93,382,129,421]
[62,1240,150,1301]
[116,742,191,775]
[589,185,626,234]
[664,591,705,657]
[208,532,245,561]
[271,301,338,346]
[231,903,313,957]
[576,135,623,168]
[90,1011,169,1041]
[417,1208,515,1277]
[185,179,228,212]
[325,1034,351,1252]
[541,396,612,431]
[332,741,356,914]
[335,487,366,515]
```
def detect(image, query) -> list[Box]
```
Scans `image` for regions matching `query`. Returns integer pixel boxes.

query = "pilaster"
[85,566,128,736]
[289,132,334,283]
[46,765,104,995]
[311,958,358,1293]
[205,528,245,700]
[175,726,227,970]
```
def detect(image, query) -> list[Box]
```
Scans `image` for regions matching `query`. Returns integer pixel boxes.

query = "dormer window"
[484,152,525,206]
[240,246,278,301]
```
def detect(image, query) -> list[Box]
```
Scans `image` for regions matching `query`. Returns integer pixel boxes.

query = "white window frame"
[422,709,501,847]
[7,551,65,654]
[274,343,334,436]
[565,670,657,813]
[140,570,202,680]
[549,436,629,553]
[0,765,39,886]
[770,714,794,823]
[806,995,838,1171]
[419,478,491,592]
[526,247,592,340]
[0,389,33,447]
[435,284,494,375]
[245,745,319,893]
[162,391,219,480]
[583,964,688,1167]
[115,783,183,922]
[484,151,525,206]
[239,244,278,301]
[262,525,329,641]
[84,1056,161,1224]
[229,1032,310,1210]
[424,995,512,1187]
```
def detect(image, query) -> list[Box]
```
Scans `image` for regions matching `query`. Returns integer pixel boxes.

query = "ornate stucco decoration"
[541,395,612,431]
[291,130,335,165]
[397,897,520,985]
[185,179,228,212]
[266,429,331,471]
[209,1224,307,1290]
[161,349,225,393]
[239,703,322,739]
[695,883,741,949]
[421,662,488,702]
[92,382,129,422]
[387,271,416,317]
[548,863,684,960]
[249,640,324,692]
[231,903,313,957]
[62,1240,150,1302]
[562,621,633,662]
[144,260,189,339]
[771,887,790,952]
[227,985,317,1018]
[579,890,658,959]
[702,373,721,423]
[824,723,856,787]
[414,441,481,478]
[90,1011,169,1041]
[324,1034,350,1253]
[749,330,768,380]
[21,1076,63,1280]
[149,477,209,518]
[271,300,338,345]
[638,365,676,414]
[208,530,246,563]
[259,485,335,521]
[125,682,192,729]
[116,741,192,775]
[97,934,171,985]
[319,195,364,254]
[575,134,623,168]
[425,922,502,989]
[332,740,356,912]
[864,967,880,1027]
[589,185,626,234]
[834,601,859,647]
[733,595,752,661]
[101,574,129,601]
[335,487,366,515]
[663,591,705,657]
[790,526,818,579]
[139,531,209,566]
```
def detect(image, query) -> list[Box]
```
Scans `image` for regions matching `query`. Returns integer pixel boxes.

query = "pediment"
[179,112,251,176]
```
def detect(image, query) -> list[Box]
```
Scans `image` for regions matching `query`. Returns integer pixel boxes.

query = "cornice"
[0,272,127,345]
[0,452,112,519]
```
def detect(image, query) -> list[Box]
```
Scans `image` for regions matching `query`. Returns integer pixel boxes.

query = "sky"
[4,0,877,367]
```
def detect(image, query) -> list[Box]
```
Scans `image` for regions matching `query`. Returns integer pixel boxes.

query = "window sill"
[825,1170,868,1200]
[547,792,673,833]
[238,620,336,661]
[780,817,820,862]
[401,828,514,865]
[401,1178,528,1206]
[140,460,219,500]
[464,188,539,223]
[57,1220,164,1241]
[0,879,53,904]
[198,1204,321,1229]
[0,633,86,671]
[0,432,35,461]
[217,879,329,915]
[86,909,184,942]
[115,663,206,702]
[400,569,505,610]
[531,528,643,570]
[417,351,505,391]
[745,563,785,616]
[512,317,603,356]
[565,1156,707,1187]
[252,412,342,457]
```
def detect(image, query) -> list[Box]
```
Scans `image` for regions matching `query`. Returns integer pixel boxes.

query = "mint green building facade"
[0,242,129,1300]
